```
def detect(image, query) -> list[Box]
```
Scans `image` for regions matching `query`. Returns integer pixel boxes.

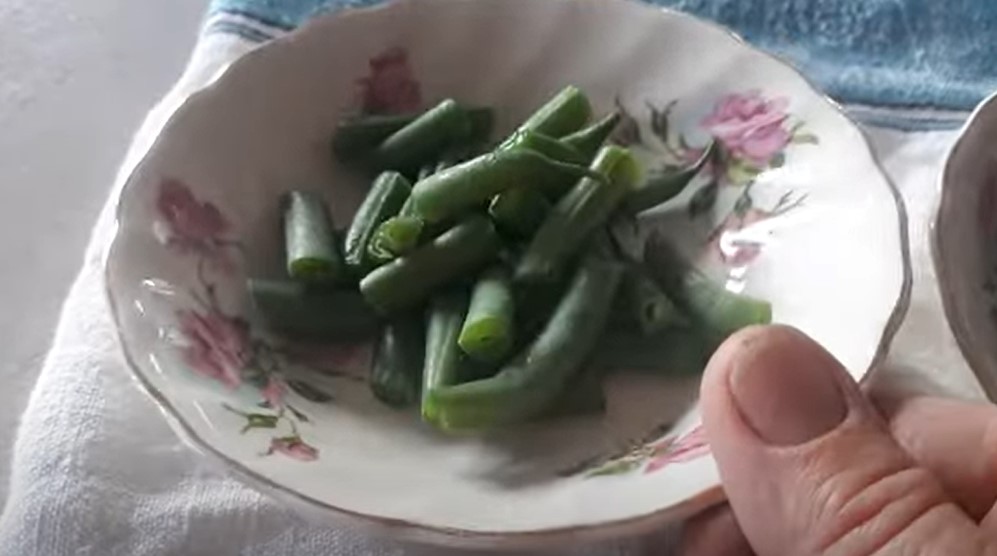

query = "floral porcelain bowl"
[105,0,911,548]
[935,91,997,401]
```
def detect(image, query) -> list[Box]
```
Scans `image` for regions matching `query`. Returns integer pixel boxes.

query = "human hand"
[680,325,997,555]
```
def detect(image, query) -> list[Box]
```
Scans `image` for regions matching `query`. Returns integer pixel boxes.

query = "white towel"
[0,18,984,556]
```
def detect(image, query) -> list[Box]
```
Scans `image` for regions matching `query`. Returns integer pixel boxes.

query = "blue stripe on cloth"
[205,20,277,43]
[207,0,997,114]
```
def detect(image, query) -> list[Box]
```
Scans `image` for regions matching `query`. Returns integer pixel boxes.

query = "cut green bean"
[422,291,469,418]
[373,99,471,174]
[591,328,715,375]
[513,276,569,343]
[516,146,641,283]
[623,142,715,214]
[620,269,687,336]
[332,113,417,161]
[511,85,592,139]
[488,187,551,238]
[369,215,425,260]
[561,111,622,161]
[371,314,425,407]
[359,215,501,314]
[502,129,588,166]
[424,255,624,431]
[283,191,345,283]
[643,234,772,338]
[499,130,590,199]
[248,279,378,341]
[332,107,493,161]
[458,266,515,363]
[342,172,411,275]
[410,149,603,224]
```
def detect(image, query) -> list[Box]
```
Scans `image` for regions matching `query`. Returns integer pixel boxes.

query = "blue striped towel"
[206,0,997,131]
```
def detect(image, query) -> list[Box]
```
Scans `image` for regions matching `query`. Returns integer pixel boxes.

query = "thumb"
[700,325,993,556]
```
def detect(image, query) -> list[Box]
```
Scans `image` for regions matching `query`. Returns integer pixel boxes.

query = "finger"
[679,504,754,556]
[700,325,993,556]
[875,395,997,520]
[983,504,997,531]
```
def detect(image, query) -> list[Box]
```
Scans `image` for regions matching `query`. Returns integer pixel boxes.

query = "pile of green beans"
[245,86,772,433]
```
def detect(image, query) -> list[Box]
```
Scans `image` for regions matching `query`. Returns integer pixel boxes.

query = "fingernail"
[728,328,847,445]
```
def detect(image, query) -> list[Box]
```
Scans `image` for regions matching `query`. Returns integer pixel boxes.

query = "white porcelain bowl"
[105,0,911,548]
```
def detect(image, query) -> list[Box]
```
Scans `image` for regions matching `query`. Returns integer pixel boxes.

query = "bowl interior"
[935,93,997,400]
[105,0,909,546]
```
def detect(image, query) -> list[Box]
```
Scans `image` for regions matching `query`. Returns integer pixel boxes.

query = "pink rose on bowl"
[156,179,230,254]
[177,308,250,389]
[268,436,319,461]
[358,47,422,115]
[702,91,791,168]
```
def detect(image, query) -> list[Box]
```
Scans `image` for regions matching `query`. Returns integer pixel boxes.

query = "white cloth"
[0,28,984,556]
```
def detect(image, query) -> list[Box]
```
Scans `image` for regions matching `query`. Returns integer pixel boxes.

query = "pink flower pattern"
[177,309,250,389]
[160,181,336,461]
[357,47,421,115]
[156,179,230,255]
[702,90,792,168]
[268,436,319,462]
[644,426,710,473]
[584,425,711,477]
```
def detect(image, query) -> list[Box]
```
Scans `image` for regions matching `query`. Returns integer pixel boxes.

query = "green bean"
[623,142,715,214]
[373,99,471,174]
[283,191,345,283]
[359,215,501,314]
[502,129,588,166]
[248,279,378,341]
[488,187,551,238]
[410,149,603,224]
[371,314,425,407]
[497,130,591,199]
[458,266,515,363]
[590,328,715,375]
[332,107,494,164]
[332,113,417,161]
[561,111,622,161]
[620,269,687,335]
[370,156,465,263]
[368,216,425,261]
[516,146,641,283]
[512,85,592,139]
[513,276,569,342]
[643,234,772,338]
[455,356,500,383]
[424,255,624,431]
[422,291,469,420]
[342,172,411,275]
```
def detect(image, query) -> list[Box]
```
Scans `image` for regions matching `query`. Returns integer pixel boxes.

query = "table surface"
[0,0,207,502]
